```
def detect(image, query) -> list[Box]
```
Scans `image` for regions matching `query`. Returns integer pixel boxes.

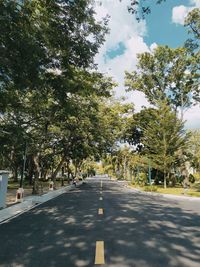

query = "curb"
[0,182,82,224]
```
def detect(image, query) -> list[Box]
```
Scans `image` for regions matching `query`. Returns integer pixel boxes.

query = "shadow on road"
[0,181,200,267]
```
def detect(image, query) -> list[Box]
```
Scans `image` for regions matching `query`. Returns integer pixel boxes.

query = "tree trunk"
[32,153,40,194]
[74,161,78,177]
[134,170,136,184]
[12,166,18,182]
[51,157,65,183]
[182,166,189,189]
[123,156,127,179]
[28,157,34,185]
[164,171,167,189]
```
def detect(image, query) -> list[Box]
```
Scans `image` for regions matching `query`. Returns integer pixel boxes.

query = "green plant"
[139,172,148,186]
[193,173,200,181]
[144,185,158,192]
[189,174,195,183]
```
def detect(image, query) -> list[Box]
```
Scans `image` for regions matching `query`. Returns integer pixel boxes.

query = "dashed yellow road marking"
[98,208,103,215]
[99,197,103,200]
[95,241,105,265]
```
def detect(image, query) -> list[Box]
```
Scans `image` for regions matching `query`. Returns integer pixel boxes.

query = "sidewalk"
[0,183,81,224]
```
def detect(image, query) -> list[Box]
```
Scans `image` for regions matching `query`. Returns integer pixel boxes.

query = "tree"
[184,8,200,51]
[189,130,200,173]
[0,0,113,194]
[125,45,199,119]
[140,102,189,188]
[0,0,109,111]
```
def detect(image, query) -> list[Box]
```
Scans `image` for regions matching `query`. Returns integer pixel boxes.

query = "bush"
[193,173,200,181]
[82,173,87,179]
[117,175,125,180]
[189,174,195,183]
[139,172,148,186]
[144,185,158,192]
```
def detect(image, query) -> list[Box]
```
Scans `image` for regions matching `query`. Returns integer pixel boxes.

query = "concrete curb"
[129,187,200,202]
[0,182,82,224]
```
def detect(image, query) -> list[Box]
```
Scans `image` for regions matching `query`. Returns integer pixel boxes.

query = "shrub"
[189,174,195,183]
[193,173,200,181]
[144,185,158,192]
[139,172,148,186]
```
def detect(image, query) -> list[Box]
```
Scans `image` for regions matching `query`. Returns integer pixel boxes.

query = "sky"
[94,0,200,129]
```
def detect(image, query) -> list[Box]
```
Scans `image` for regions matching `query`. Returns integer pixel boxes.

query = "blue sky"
[95,0,200,129]
[144,0,189,47]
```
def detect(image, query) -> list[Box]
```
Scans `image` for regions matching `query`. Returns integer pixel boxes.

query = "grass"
[187,191,200,197]
[129,182,200,197]
[156,187,184,195]
[7,179,68,191]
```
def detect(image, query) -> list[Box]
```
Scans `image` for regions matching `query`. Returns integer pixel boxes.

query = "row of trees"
[103,132,200,188]
[0,1,199,192]
[0,1,133,193]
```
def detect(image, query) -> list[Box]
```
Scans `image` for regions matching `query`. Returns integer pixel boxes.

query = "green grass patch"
[187,191,200,197]
[144,185,158,192]
[191,182,200,191]
[156,187,184,195]
[129,183,200,198]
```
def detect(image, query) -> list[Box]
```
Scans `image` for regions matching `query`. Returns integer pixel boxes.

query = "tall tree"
[140,102,189,188]
[125,45,199,119]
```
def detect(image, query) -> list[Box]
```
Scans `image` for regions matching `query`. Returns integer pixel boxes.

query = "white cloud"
[190,0,200,8]
[184,104,200,129]
[95,0,151,112]
[172,5,191,25]
[150,42,158,52]
[172,0,200,25]
[95,0,200,128]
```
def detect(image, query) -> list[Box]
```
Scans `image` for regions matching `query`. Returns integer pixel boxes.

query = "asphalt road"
[0,177,200,267]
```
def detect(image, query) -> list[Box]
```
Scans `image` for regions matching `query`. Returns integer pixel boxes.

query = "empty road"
[0,177,200,267]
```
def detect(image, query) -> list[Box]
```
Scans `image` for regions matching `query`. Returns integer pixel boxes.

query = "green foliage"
[189,130,200,172]
[184,8,200,51]
[0,0,122,193]
[144,185,158,192]
[189,174,195,184]
[193,173,200,181]
[125,46,199,112]
[139,102,189,187]
[139,172,148,186]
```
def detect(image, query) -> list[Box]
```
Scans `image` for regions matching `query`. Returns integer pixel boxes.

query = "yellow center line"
[98,208,103,215]
[95,241,105,265]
